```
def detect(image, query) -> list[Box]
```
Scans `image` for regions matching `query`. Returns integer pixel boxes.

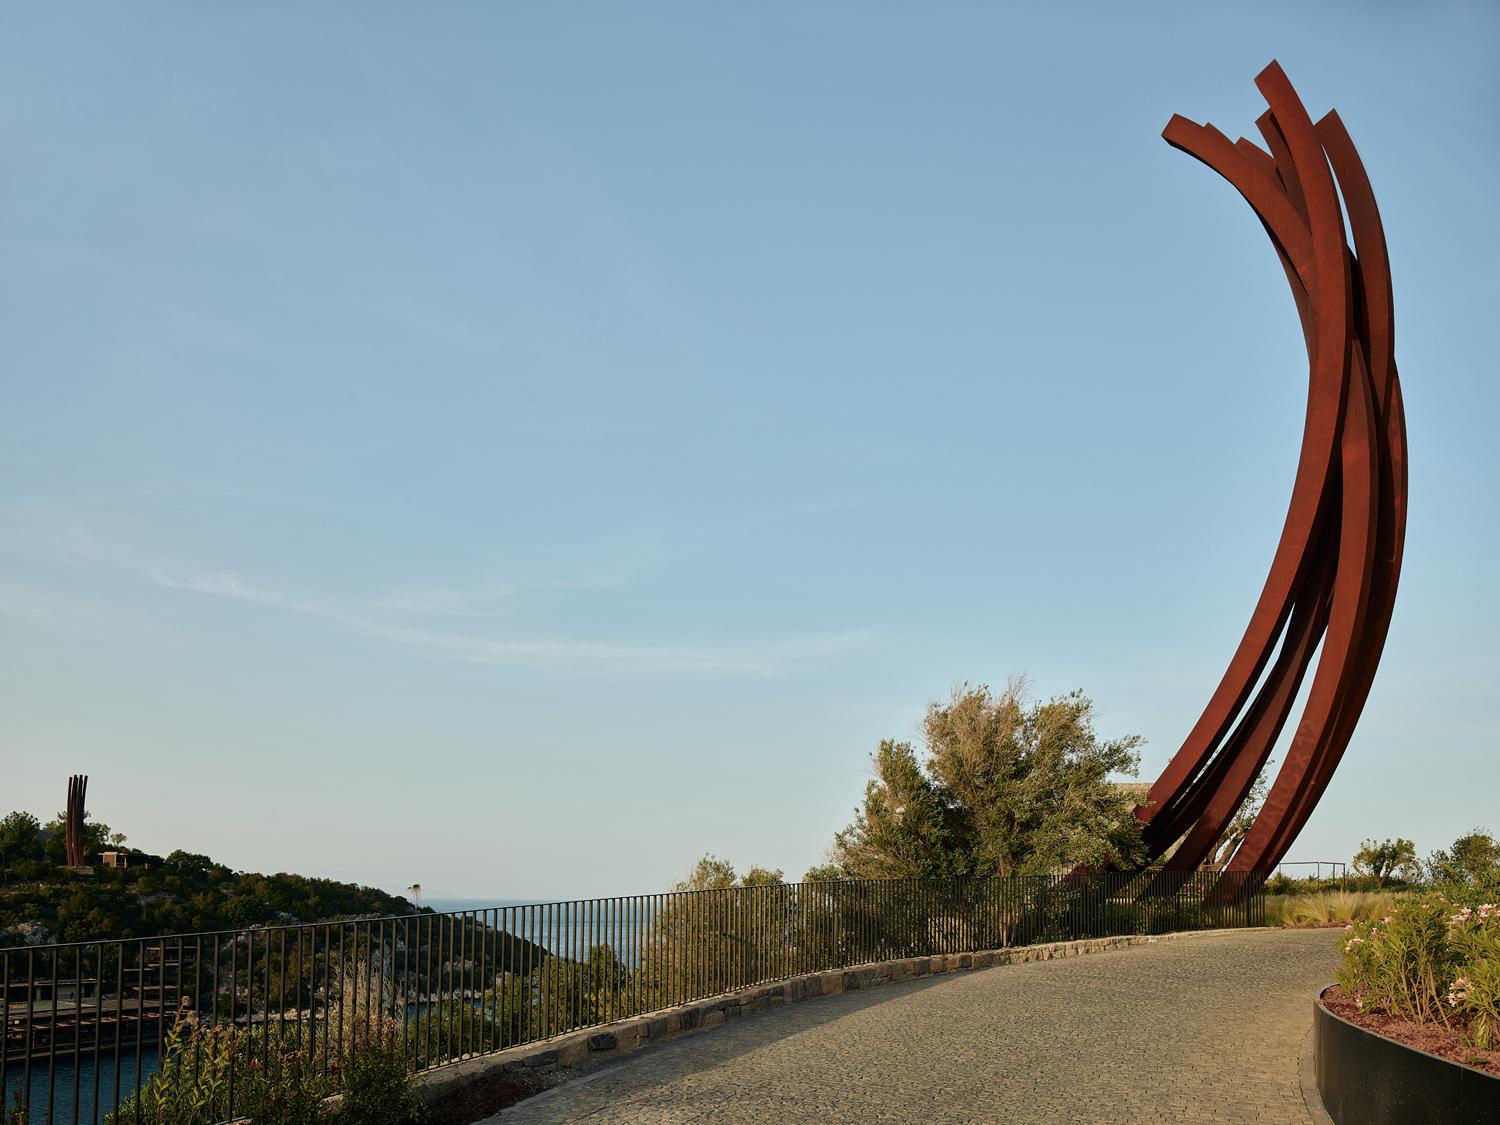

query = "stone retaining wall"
[410,927,1262,1124]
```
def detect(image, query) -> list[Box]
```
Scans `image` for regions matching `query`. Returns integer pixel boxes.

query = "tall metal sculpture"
[65,773,89,867]
[1138,62,1407,887]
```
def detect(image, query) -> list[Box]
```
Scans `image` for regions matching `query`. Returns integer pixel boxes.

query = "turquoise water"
[4,1047,160,1124]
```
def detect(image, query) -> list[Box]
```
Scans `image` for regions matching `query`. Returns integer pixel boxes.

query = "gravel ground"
[483,927,1340,1124]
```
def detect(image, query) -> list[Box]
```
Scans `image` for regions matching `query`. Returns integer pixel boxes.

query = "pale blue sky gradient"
[2,3,1497,898]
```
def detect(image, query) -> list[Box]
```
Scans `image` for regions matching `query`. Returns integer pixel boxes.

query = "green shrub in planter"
[1442,901,1500,1049]
[1336,893,1500,1049]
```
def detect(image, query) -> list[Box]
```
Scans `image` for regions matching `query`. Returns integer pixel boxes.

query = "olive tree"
[1352,837,1420,887]
[825,680,1146,878]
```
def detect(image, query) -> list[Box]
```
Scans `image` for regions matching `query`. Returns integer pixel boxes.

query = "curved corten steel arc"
[1136,62,1407,893]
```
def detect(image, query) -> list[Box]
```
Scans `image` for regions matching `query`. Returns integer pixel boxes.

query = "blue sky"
[1,3,1496,900]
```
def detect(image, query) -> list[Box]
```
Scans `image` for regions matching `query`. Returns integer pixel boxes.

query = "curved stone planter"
[1315,988,1500,1124]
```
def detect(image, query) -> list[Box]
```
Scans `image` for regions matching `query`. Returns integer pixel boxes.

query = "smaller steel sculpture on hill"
[65,773,89,867]
[1139,62,1407,893]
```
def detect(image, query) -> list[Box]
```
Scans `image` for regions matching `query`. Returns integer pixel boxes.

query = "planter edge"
[1314,985,1500,1124]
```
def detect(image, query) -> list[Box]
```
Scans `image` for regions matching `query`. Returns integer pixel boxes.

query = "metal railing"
[3,871,1265,1123]
[1272,861,1349,889]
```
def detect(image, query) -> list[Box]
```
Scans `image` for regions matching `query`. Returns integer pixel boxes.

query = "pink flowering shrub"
[1444,902,1500,1048]
[1335,894,1500,1049]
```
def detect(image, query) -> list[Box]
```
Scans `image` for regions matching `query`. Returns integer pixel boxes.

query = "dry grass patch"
[1266,890,1401,928]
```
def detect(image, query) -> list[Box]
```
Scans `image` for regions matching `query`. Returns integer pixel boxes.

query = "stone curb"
[416,926,1270,1123]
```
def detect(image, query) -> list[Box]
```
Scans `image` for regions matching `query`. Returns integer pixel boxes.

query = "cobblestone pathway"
[486,928,1339,1124]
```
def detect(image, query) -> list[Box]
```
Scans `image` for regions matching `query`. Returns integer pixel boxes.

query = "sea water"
[5,900,654,1122]
[4,1047,159,1124]
[423,897,657,966]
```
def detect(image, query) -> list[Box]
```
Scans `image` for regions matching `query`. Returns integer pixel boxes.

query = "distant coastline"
[421,897,535,913]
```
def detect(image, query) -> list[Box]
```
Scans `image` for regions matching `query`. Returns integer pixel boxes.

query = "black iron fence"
[3,871,1264,1123]
[1271,860,1349,889]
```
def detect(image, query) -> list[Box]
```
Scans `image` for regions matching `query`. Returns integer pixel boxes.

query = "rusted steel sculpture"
[1138,62,1407,890]
[65,773,89,867]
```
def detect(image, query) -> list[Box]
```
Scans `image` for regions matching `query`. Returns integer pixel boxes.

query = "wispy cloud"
[62,552,871,678]
[344,617,873,677]
[136,563,871,677]
[0,496,876,678]
[0,577,198,645]
[375,573,633,617]
[375,580,520,616]
[141,567,323,614]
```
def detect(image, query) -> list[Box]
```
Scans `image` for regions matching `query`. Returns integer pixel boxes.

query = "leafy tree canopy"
[675,855,784,890]
[830,739,972,879]
[1352,836,1421,887]
[801,862,846,883]
[826,680,1146,879]
[1426,828,1500,893]
[0,810,41,858]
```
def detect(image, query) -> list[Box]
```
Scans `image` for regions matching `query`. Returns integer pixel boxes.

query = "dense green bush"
[1443,902,1500,1049]
[826,683,1148,879]
[408,1000,499,1068]
[1264,872,1410,897]
[103,1017,423,1124]
[1336,894,1500,1050]
[1427,829,1500,905]
[334,1022,426,1125]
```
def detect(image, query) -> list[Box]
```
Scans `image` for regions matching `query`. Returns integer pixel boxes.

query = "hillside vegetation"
[0,808,415,946]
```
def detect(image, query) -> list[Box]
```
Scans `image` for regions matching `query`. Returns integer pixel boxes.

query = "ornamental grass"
[1265,890,1399,928]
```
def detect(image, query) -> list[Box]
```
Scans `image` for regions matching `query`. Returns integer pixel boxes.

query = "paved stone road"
[486,929,1339,1124]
